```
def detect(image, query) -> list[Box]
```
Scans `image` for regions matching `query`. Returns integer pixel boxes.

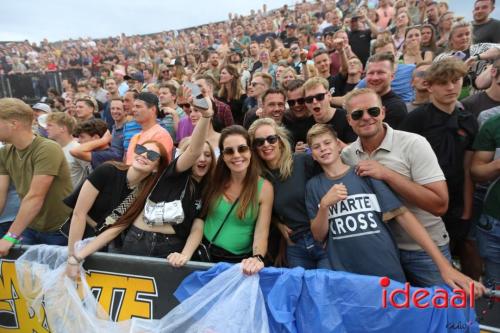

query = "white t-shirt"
[63,140,91,188]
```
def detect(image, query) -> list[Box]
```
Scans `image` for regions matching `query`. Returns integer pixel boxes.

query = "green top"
[0,136,73,231]
[472,114,500,219]
[203,178,264,254]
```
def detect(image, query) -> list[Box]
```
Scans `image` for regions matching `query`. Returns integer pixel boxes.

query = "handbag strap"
[100,186,139,231]
[209,197,240,246]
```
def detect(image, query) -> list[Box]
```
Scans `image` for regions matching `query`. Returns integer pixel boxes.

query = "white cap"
[32,102,51,113]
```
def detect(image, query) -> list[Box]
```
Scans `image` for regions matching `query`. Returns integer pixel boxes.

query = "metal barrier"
[0,246,212,332]
[0,69,85,104]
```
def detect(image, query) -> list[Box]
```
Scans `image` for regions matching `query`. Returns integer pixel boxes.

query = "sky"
[0,1,498,43]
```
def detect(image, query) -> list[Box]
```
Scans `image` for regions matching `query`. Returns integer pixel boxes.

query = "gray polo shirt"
[341,123,449,251]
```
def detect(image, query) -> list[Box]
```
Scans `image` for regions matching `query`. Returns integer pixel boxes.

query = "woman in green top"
[200,125,273,275]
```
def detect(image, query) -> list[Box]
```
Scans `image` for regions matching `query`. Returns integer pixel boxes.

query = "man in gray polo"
[341,88,453,287]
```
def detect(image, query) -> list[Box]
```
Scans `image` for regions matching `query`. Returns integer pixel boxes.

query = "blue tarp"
[175,264,479,333]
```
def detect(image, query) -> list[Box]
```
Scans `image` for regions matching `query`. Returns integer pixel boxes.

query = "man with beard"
[243,41,262,74]
[364,53,408,128]
[89,77,107,104]
[205,50,220,82]
[406,62,431,112]
[243,72,273,129]
[472,0,500,43]
[228,48,252,92]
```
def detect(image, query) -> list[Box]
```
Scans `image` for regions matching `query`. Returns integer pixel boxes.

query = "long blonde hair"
[248,118,293,181]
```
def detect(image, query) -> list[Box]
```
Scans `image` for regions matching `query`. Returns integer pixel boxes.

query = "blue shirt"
[0,182,20,223]
[305,168,406,282]
[356,63,415,102]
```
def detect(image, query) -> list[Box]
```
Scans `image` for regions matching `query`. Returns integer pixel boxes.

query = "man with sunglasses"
[303,77,357,144]
[341,88,453,287]
[282,79,315,151]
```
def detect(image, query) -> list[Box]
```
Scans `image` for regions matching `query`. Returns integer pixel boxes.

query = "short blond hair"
[46,112,77,133]
[303,76,329,93]
[306,123,338,147]
[343,88,382,112]
[0,98,34,126]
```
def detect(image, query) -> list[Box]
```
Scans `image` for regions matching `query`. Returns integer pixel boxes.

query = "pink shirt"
[126,124,173,165]
[376,6,395,29]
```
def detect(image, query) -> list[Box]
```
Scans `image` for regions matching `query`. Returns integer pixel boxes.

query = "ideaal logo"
[0,260,157,331]
[380,277,475,309]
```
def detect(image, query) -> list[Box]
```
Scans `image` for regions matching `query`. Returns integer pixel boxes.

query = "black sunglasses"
[253,135,279,148]
[304,92,327,104]
[178,103,191,108]
[350,107,381,121]
[222,144,250,156]
[287,98,305,107]
[134,144,161,161]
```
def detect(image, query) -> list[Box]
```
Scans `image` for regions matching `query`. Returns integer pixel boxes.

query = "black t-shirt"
[473,19,500,44]
[148,157,203,240]
[460,91,500,119]
[348,29,372,65]
[399,103,478,218]
[330,73,358,97]
[283,37,299,49]
[243,106,259,129]
[64,163,132,227]
[283,113,316,145]
[381,90,408,129]
[268,153,321,231]
[325,108,357,143]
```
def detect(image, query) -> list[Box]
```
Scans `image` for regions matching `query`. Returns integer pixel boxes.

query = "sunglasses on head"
[253,134,279,148]
[134,144,161,161]
[287,98,305,107]
[250,81,263,87]
[349,107,381,121]
[222,144,250,156]
[304,92,327,104]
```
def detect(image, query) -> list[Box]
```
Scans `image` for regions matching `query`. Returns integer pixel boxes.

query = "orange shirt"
[126,124,173,165]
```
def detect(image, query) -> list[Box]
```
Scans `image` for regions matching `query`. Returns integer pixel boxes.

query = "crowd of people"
[0,0,499,298]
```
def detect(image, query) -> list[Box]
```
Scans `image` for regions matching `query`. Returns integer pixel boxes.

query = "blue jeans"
[399,244,452,287]
[21,228,68,246]
[287,230,330,269]
[476,214,500,285]
[121,225,185,258]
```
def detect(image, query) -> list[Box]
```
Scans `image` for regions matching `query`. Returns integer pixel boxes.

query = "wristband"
[2,235,20,245]
[69,254,84,264]
[6,232,20,240]
[252,254,265,262]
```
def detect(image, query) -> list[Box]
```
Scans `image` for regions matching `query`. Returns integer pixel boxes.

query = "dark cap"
[124,72,144,83]
[136,92,159,111]
[286,23,297,29]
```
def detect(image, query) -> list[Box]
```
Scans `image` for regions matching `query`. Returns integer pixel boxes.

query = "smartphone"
[184,82,209,110]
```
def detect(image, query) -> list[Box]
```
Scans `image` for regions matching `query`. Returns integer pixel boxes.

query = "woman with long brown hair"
[64,139,170,272]
[200,125,273,275]
[218,64,246,125]
[66,101,218,276]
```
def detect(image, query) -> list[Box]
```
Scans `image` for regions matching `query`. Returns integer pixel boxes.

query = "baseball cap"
[124,72,144,83]
[32,102,51,113]
[286,23,297,29]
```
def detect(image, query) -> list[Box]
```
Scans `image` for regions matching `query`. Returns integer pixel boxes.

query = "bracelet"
[252,254,265,262]
[2,235,20,245]
[69,254,84,264]
[6,232,20,240]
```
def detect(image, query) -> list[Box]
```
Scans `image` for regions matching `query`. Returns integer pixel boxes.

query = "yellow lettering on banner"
[85,270,157,321]
[0,260,50,332]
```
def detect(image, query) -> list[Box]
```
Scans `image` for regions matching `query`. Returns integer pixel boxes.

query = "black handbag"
[59,216,97,239]
[195,197,251,263]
